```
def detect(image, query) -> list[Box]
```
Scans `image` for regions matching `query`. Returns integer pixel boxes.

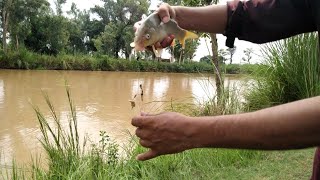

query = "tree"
[25,15,69,55]
[55,0,66,16]
[200,53,226,64]
[163,0,200,63]
[170,39,199,63]
[227,46,236,64]
[93,0,149,59]
[67,2,80,20]
[79,10,105,53]
[175,0,223,101]
[1,0,50,52]
[242,48,253,64]
[9,0,50,50]
[1,0,13,52]
[200,55,212,64]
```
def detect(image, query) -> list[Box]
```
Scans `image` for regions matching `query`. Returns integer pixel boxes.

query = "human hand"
[131,112,196,161]
[132,3,176,50]
[156,3,177,24]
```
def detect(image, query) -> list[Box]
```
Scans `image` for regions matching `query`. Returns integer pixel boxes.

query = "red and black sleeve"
[223,0,317,48]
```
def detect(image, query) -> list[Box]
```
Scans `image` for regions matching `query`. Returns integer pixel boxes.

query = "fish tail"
[171,39,175,47]
[178,30,198,49]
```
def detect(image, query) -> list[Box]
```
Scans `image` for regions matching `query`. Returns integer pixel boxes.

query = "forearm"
[192,96,320,150]
[173,5,227,33]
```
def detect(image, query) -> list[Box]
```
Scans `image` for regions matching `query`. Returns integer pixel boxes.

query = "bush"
[245,33,320,111]
[0,49,263,74]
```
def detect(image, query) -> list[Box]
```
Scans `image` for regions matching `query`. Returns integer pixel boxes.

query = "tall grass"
[245,33,320,111]
[0,82,264,179]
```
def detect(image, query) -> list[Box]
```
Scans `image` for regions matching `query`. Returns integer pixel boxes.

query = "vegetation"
[245,32,320,111]
[0,0,318,178]
[0,0,260,76]
[0,48,259,74]
[1,0,148,57]
[1,84,314,180]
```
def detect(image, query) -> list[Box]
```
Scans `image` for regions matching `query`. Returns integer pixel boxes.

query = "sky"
[49,0,264,64]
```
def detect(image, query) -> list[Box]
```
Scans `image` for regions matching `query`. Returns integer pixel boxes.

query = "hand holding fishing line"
[132,112,196,161]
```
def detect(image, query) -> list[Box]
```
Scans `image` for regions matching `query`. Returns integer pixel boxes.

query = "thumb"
[140,112,155,116]
[136,149,158,161]
[157,3,172,23]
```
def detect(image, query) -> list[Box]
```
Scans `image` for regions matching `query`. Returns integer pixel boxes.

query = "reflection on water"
[0,80,3,105]
[0,70,248,166]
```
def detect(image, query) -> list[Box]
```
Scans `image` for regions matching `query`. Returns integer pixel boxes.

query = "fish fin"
[178,31,198,49]
[185,30,199,40]
[157,48,163,56]
[130,42,135,48]
[152,45,157,56]
[171,40,175,47]
[152,45,162,58]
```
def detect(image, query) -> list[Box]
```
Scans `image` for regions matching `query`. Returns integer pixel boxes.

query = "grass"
[0,81,315,179]
[245,32,320,111]
[0,48,259,74]
[1,32,319,179]
[0,83,264,179]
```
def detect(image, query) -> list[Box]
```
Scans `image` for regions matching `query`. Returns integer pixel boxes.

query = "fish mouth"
[134,44,145,51]
[134,40,146,51]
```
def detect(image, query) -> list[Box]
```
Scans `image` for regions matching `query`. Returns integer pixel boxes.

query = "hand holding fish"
[132,3,177,51]
[133,21,175,51]
[131,4,199,57]
[155,3,177,24]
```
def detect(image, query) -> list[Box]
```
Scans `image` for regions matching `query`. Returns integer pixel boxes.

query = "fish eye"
[145,34,151,40]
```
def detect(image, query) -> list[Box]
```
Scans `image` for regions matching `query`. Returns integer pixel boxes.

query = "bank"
[0,49,261,74]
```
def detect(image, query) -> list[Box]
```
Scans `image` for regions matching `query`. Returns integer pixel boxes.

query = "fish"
[131,12,198,57]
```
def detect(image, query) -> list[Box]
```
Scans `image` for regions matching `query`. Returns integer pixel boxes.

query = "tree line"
[0,0,205,61]
[0,0,149,57]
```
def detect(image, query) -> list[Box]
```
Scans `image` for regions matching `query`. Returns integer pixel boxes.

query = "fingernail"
[141,112,147,116]
[162,16,169,23]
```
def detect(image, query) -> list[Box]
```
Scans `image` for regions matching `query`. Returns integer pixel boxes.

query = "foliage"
[200,54,226,65]
[227,46,237,64]
[242,48,253,64]
[0,48,216,73]
[93,0,149,58]
[25,15,70,54]
[0,49,261,74]
[0,84,265,179]
[245,32,320,111]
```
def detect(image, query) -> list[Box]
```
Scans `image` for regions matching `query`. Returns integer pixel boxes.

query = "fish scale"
[131,12,198,57]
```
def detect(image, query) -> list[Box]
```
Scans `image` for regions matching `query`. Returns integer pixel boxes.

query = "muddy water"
[0,70,247,166]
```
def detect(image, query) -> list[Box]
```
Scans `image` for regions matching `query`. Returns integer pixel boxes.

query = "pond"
[0,70,248,166]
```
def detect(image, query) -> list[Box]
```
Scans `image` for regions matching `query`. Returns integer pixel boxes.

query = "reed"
[245,33,320,111]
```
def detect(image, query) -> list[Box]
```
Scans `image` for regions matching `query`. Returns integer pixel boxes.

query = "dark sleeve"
[223,0,317,48]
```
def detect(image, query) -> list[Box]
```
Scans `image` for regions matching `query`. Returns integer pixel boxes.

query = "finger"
[131,116,146,127]
[160,35,175,48]
[156,3,171,23]
[140,111,159,116]
[154,42,162,49]
[145,46,153,52]
[139,139,153,148]
[136,149,158,161]
[141,112,148,116]
[135,128,151,139]
[132,115,153,127]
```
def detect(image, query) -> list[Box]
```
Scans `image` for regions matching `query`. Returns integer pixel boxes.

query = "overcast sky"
[49,0,264,63]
